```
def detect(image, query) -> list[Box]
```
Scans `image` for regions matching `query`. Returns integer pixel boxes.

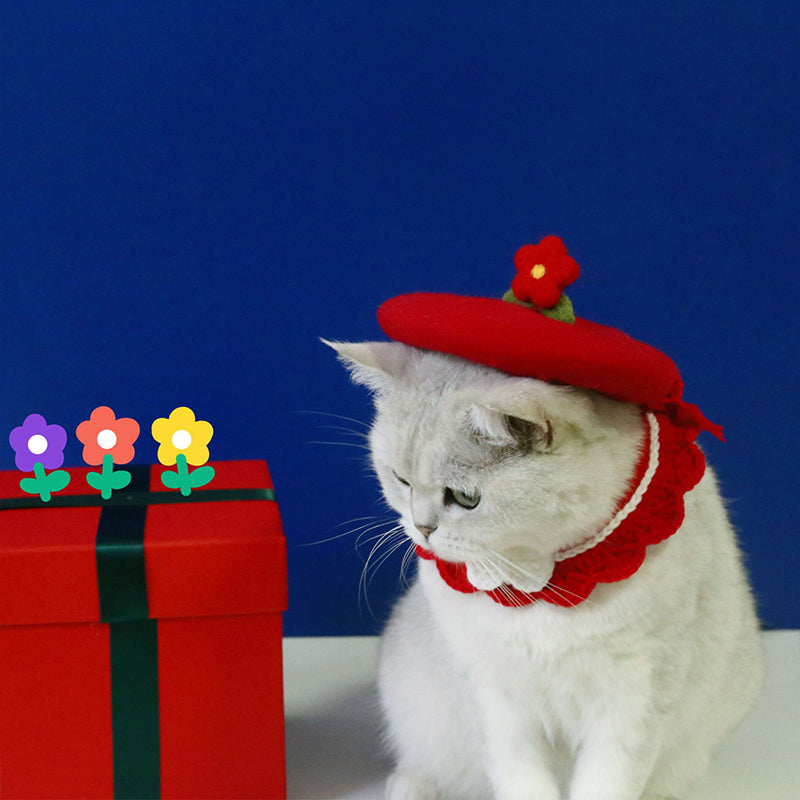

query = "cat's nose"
[415,523,437,539]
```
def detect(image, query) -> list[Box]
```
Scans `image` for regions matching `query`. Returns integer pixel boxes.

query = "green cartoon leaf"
[19,476,43,497]
[188,465,215,489]
[46,469,72,493]
[160,469,182,490]
[86,470,104,492]
[110,469,132,491]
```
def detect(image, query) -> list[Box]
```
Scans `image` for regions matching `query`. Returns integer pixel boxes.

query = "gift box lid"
[0,460,286,627]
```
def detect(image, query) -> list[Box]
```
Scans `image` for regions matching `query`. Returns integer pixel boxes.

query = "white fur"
[329,341,763,800]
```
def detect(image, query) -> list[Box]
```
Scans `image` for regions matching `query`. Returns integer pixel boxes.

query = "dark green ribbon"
[107,620,161,798]
[96,465,161,798]
[94,467,277,798]
[0,487,274,510]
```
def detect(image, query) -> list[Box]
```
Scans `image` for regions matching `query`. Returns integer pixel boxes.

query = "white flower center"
[171,429,192,450]
[28,434,48,455]
[97,429,117,449]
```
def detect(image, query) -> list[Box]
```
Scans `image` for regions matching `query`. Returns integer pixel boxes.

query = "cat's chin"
[465,556,554,593]
[418,532,556,593]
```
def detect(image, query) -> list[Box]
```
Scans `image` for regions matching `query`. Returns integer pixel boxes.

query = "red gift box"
[0,460,287,799]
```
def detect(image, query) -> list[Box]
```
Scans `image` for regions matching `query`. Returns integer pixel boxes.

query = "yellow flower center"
[171,429,192,450]
[531,264,546,280]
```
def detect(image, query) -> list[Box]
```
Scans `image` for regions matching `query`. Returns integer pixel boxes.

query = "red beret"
[377,238,723,440]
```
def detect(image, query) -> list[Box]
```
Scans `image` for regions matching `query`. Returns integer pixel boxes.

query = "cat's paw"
[385,771,439,800]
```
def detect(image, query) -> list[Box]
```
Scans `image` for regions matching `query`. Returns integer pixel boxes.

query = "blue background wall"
[2,2,797,634]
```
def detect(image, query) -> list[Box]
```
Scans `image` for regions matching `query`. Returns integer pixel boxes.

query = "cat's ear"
[467,404,554,451]
[322,340,408,393]
[466,380,593,450]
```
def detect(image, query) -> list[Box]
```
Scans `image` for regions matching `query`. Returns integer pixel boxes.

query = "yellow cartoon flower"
[151,406,213,466]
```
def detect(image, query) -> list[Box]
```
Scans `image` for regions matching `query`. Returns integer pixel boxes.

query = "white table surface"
[284,630,800,800]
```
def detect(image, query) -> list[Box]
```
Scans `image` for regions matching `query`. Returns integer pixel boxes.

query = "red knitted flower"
[511,236,580,309]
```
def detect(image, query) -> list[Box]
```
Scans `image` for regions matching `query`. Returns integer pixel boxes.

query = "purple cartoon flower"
[9,414,68,472]
[9,414,71,502]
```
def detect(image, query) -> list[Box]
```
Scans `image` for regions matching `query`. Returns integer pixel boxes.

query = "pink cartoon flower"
[76,406,140,499]
[76,406,140,465]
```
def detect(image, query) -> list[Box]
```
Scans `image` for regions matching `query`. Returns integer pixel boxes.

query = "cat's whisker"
[300,515,387,547]
[398,541,418,591]
[355,521,406,553]
[541,580,589,608]
[334,514,384,530]
[295,409,371,430]
[487,549,598,609]
[358,534,395,620]
[300,414,372,451]
[489,572,524,610]
[357,531,405,553]
[359,526,408,620]
[306,439,372,451]
[315,424,370,441]
[496,572,529,610]
[471,554,523,609]
[368,535,409,587]
[479,554,509,592]
[360,525,406,583]
[504,586,526,611]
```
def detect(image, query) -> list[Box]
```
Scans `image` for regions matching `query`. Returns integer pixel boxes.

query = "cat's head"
[327,340,644,594]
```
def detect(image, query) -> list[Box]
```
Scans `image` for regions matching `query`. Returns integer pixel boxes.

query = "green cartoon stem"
[160,453,215,496]
[19,461,71,503]
[175,453,191,496]
[86,453,132,500]
[33,462,50,503]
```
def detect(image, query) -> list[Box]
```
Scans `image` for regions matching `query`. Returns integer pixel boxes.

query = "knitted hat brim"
[378,293,685,414]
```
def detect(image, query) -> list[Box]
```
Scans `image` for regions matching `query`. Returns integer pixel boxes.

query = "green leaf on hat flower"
[540,293,575,324]
[502,289,575,324]
[502,289,535,309]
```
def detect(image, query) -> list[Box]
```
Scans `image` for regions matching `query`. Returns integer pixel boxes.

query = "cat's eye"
[444,487,481,509]
[393,471,410,487]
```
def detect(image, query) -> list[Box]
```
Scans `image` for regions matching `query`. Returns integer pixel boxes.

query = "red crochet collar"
[416,410,707,608]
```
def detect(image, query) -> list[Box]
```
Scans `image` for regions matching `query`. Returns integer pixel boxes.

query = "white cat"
[329,340,762,800]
